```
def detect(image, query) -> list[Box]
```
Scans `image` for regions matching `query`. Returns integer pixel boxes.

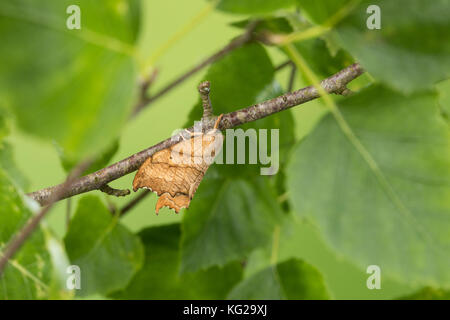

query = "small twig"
[287,62,297,92]
[119,189,151,216]
[198,81,214,119]
[275,60,293,72]
[105,198,118,214]
[132,69,159,116]
[132,21,259,116]
[0,159,92,275]
[335,86,354,96]
[141,69,159,98]
[27,63,364,207]
[99,184,130,197]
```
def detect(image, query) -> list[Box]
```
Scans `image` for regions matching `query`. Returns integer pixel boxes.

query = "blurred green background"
[4,0,419,299]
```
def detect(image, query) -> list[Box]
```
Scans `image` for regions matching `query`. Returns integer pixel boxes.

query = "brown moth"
[133,115,224,214]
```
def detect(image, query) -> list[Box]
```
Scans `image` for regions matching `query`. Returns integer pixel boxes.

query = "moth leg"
[181,129,191,141]
[214,114,224,129]
[182,129,201,140]
[183,129,202,139]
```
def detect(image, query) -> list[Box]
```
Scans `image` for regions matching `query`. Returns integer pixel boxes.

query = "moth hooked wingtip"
[155,193,190,214]
[132,179,140,192]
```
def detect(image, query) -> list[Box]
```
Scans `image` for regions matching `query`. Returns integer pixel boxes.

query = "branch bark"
[27,63,364,206]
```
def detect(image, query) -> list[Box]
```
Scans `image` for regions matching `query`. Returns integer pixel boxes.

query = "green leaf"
[0,141,29,191]
[0,0,139,160]
[217,0,296,15]
[288,38,354,80]
[294,0,353,25]
[297,0,450,92]
[0,169,67,299]
[397,287,450,300]
[287,85,450,286]
[227,258,330,299]
[180,166,284,273]
[56,139,119,175]
[64,195,144,296]
[111,224,242,299]
[244,213,417,299]
[0,111,29,191]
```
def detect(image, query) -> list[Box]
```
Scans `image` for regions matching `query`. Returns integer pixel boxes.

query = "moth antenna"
[214,114,223,130]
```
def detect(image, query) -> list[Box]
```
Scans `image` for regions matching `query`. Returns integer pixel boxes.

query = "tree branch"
[27,63,364,206]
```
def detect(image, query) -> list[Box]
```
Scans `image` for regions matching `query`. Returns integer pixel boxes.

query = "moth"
[133,115,224,214]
